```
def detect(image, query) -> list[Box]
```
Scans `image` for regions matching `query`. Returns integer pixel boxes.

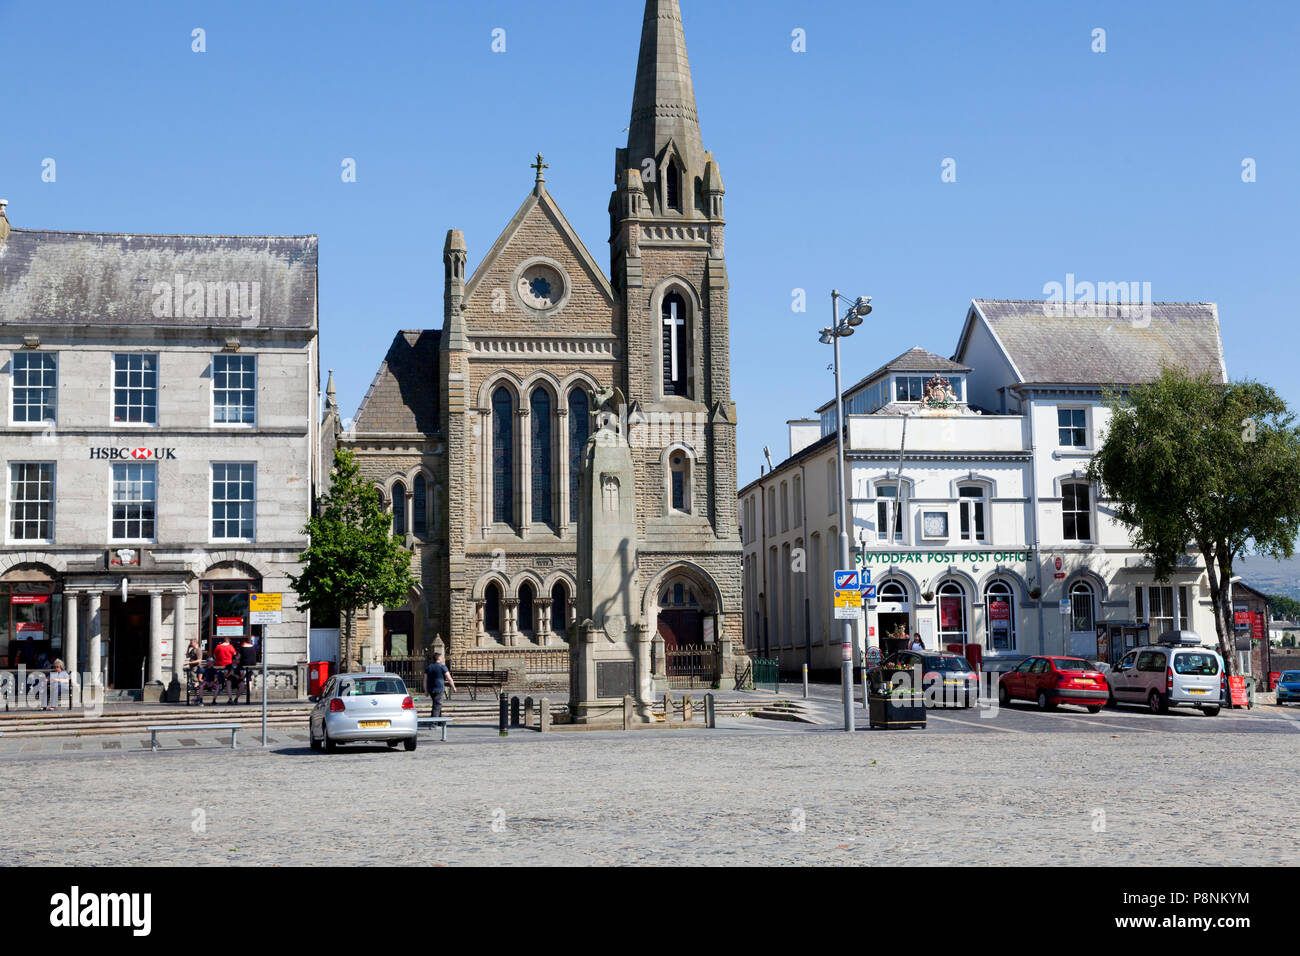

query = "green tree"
[1087,368,1300,675]
[290,448,416,671]
[1267,594,1300,619]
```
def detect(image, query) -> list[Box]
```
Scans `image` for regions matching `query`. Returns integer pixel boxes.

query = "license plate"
[1188,689,1207,695]
[1078,679,1095,685]
[358,720,390,728]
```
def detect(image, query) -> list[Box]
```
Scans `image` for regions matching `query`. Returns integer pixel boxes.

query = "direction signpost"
[250,593,283,746]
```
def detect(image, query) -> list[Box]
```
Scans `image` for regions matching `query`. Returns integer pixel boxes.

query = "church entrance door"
[657,609,702,650]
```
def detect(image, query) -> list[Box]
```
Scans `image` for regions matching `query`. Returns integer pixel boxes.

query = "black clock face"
[517,265,564,311]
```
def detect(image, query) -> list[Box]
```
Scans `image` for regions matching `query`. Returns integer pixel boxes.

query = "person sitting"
[224,665,245,705]
[196,659,222,706]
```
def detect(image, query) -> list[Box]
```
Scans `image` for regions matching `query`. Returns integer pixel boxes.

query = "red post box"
[309,661,333,697]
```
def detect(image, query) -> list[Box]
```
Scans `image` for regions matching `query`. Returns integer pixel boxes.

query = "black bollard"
[510,695,521,727]
[498,692,509,737]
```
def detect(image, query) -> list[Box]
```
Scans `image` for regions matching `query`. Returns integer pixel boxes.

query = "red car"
[997,656,1110,713]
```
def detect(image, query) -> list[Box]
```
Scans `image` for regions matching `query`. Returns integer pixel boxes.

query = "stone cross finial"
[531,153,549,184]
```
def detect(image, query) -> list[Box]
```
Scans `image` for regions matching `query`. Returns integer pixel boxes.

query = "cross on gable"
[531,153,549,182]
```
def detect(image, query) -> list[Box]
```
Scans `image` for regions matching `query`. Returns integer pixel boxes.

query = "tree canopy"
[1087,368,1300,673]
[290,448,416,669]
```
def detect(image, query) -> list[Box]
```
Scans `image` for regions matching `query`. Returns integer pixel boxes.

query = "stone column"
[474,600,486,647]
[144,590,165,702]
[64,591,80,679]
[516,406,531,538]
[536,598,552,645]
[170,589,187,700]
[502,599,519,647]
[556,406,570,539]
[86,592,103,688]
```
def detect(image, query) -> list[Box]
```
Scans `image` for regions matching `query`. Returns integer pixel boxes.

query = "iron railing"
[666,644,719,690]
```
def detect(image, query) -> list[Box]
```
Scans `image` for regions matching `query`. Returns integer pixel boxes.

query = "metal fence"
[666,644,719,690]
[383,649,571,689]
[751,658,779,693]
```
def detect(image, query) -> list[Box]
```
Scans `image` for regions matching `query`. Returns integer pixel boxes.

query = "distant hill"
[1235,554,1300,601]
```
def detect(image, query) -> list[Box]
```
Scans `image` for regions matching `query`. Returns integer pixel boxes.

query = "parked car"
[868,650,979,708]
[309,671,419,751]
[1275,671,1300,705]
[1106,632,1223,716]
[996,656,1109,712]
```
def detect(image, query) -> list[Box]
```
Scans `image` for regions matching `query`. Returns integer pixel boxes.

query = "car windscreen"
[339,678,407,696]
[1172,653,1219,676]
[924,656,973,672]
[1053,659,1095,672]
[1281,672,1300,682]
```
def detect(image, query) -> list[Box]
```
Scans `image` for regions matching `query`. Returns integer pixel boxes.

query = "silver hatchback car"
[309,671,419,752]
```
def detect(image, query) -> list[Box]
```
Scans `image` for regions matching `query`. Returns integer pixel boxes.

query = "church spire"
[626,0,704,181]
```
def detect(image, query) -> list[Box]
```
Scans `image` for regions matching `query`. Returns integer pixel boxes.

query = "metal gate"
[666,644,718,689]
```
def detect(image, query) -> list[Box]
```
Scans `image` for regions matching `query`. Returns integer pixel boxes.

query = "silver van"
[1107,631,1223,716]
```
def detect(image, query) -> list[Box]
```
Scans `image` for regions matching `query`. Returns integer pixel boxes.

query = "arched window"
[391,481,407,536]
[662,292,689,396]
[665,159,681,212]
[937,580,968,644]
[518,582,535,638]
[1069,581,1095,633]
[876,483,903,542]
[669,450,691,513]
[568,387,590,523]
[1062,481,1091,541]
[958,484,986,542]
[484,582,502,636]
[413,474,427,536]
[530,388,552,525]
[984,580,1015,650]
[492,386,514,525]
[551,581,569,638]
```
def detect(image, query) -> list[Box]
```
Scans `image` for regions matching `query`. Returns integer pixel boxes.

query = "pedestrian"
[910,633,925,650]
[424,652,456,718]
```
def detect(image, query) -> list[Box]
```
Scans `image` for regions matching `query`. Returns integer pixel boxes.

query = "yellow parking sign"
[250,593,282,612]
[833,588,863,620]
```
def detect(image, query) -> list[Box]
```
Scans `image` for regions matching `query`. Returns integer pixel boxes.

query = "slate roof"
[970,299,1227,386]
[352,330,441,435]
[816,347,971,414]
[0,228,318,330]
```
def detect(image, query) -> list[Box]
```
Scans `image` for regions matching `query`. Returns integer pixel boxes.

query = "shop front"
[1,570,64,668]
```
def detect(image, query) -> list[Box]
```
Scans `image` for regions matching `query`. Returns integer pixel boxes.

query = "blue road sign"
[861,584,877,600]
[859,568,872,586]
[834,570,859,590]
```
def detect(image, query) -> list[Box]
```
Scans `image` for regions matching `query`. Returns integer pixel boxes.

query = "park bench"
[147,722,242,752]
[417,716,453,741]
[447,669,509,701]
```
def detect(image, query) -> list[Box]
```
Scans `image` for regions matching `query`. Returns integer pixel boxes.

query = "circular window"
[515,263,566,313]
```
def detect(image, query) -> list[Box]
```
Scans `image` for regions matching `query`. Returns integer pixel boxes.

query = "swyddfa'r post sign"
[857,550,1035,565]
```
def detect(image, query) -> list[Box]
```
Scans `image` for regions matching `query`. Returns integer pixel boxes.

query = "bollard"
[524,696,534,728]
[662,691,673,722]
[705,693,716,728]
[498,692,509,737]
[510,695,521,727]
[803,663,809,699]
[623,694,634,730]
[539,697,551,733]
[682,695,693,722]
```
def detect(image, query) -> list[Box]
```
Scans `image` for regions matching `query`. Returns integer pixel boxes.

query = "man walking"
[424,652,456,718]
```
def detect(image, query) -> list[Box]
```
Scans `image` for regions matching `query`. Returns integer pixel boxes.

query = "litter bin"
[1244,674,1257,708]
[309,661,333,697]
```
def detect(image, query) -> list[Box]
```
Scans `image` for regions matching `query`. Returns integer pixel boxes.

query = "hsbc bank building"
[0,201,323,700]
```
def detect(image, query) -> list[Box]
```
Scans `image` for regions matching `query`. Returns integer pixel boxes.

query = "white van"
[1107,631,1224,716]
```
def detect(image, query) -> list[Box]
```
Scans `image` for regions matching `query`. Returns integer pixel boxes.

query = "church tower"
[610,0,742,668]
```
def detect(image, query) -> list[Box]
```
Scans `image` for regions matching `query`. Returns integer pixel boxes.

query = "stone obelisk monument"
[569,388,653,725]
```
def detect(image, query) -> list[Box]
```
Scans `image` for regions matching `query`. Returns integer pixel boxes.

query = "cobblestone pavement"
[5,711,1297,866]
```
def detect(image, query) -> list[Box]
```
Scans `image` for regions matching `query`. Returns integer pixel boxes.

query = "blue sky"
[3,0,1297,483]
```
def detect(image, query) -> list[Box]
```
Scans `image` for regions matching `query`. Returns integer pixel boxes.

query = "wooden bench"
[447,670,509,701]
[147,723,242,752]
[417,717,453,741]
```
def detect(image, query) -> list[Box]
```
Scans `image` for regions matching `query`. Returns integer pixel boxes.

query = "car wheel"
[1036,690,1055,711]
[309,725,321,751]
[1087,705,1102,714]
[1147,690,1167,714]
[403,736,418,752]
[1202,705,1220,717]
[1105,691,1118,709]
[998,683,1010,707]
[323,727,337,753]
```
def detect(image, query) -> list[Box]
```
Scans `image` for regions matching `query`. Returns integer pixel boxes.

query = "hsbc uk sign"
[89,447,178,460]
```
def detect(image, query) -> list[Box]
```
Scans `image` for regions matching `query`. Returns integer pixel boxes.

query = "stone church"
[339,0,743,681]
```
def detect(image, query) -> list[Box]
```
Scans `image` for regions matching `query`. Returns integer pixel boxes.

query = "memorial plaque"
[596,661,636,700]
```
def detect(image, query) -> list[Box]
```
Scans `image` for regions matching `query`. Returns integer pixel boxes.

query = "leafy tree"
[290,448,416,671]
[1267,593,1300,619]
[1087,368,1300,675]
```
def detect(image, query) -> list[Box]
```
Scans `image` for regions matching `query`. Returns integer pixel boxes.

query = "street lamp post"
[822,290,872,732]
